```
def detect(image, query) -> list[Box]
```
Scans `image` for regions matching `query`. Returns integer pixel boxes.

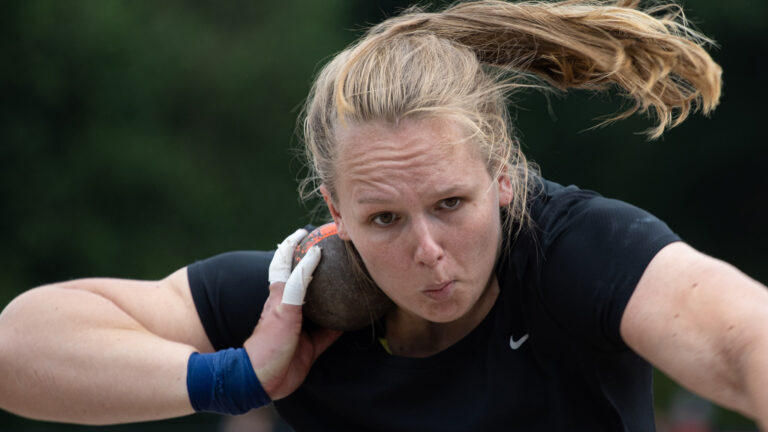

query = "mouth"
[422,280,455,301]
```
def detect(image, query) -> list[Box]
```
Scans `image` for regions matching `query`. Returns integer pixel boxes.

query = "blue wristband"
[186,348,271,415]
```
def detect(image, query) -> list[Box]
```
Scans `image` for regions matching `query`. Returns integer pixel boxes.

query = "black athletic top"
[188,179,680,431]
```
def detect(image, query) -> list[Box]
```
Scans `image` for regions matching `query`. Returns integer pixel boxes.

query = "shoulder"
[528,178,677,256]
[188,250,275,350]
[510,178,680,347]
[188,250,275,285]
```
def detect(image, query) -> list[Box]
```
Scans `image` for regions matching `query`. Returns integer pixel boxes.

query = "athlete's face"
[322,117,513,323]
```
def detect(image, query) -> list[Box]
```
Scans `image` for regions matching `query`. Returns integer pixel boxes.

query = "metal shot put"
[292,223,394,331]
[2,1,768,431]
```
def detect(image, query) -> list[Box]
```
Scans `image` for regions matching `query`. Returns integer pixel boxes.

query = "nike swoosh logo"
[509,334,529,350]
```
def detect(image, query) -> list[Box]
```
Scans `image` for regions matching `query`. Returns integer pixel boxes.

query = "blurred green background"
[0,0,766,431]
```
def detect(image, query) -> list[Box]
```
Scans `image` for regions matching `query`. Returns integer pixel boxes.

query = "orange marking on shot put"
[293,223,338,265]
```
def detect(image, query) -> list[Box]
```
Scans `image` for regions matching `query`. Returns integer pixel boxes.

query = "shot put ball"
[292,223,394,331]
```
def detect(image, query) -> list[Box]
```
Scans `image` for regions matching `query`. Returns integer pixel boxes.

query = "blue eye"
[440,197,461,209]
[372,212,397,226]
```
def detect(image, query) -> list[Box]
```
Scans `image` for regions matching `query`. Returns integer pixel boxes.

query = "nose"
[411,217,444,267]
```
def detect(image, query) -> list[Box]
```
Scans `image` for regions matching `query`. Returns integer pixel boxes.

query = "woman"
[1,1,766,430]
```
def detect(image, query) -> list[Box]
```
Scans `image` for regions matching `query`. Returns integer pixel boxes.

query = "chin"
[419,300,472,324]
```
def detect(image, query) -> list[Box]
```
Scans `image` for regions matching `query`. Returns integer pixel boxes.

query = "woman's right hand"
[244,229,342,400]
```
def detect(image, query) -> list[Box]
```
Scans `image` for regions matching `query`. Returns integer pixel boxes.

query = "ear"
[319,184,350,240]
[497,174,513,207]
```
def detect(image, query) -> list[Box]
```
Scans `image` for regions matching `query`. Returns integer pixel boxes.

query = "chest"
[276,307,642,432]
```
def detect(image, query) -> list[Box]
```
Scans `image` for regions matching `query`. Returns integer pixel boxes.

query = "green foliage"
[1,2,351,428]
[0,0,352,292]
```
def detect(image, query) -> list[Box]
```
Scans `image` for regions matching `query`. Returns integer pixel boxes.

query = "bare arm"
[0,268,210,424]
[0,231,340,425]
[621,242,768,428]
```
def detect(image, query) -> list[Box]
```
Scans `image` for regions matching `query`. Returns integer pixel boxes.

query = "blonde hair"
[300,0,722,231]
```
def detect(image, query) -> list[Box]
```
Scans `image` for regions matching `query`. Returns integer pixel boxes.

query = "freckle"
[673,313,679,319]
[691,282,698,289]
[728,325,734,331]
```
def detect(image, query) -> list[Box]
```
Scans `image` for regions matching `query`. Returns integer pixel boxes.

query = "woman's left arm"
[621,241,768,427]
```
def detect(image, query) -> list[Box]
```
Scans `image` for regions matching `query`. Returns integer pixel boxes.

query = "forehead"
[334,117,488,200]
[336,117,478,168]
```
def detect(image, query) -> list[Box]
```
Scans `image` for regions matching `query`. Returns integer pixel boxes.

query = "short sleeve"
[187,250,274,350]
[534,187,680,349]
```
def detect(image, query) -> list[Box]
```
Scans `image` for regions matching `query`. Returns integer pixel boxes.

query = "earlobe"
[319,184,350,240]
[335,225,350,240]
[497,175,513,207]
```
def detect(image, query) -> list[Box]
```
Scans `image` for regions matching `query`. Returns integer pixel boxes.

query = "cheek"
[346,228,388,271]
[355,240,402,277]
[464,223,499,260]
[454,203,503,266]
[353,241,412,300]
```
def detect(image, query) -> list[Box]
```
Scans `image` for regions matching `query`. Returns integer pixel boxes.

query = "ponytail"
[338,0,721,139]
[303,0,722,231]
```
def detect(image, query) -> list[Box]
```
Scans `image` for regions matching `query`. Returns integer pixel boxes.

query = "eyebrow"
[355,184,469,205]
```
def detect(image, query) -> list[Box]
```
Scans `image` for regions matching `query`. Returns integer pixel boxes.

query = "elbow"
[731,327,768,422]
[0,289,43,412]
[711,293,768,422]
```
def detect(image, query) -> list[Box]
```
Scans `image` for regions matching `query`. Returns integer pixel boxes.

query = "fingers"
[268,228,308,284]
[282,246,321,306]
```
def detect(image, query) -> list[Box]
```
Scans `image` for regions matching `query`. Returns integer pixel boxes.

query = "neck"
[384,277,500,358]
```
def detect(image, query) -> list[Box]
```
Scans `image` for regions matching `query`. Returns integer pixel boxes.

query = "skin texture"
[321,117,513,357]
[245,280,341,400]
[0,241,339,423]
[621,242,768,426]
[1,116,768,426]
[250,231,342,400]
[0,272,203,424]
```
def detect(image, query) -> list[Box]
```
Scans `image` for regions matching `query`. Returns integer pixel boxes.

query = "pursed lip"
[424,280,452,291]
[422,280,455,300]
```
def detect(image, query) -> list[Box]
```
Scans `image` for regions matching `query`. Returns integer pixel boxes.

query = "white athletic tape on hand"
[268,228,308,284]
[282,245,321,305]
